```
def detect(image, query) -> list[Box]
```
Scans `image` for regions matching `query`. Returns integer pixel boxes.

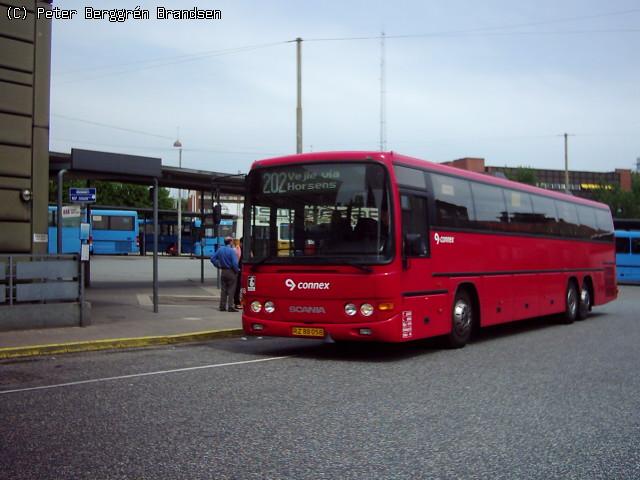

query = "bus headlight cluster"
[250,300,276,314]
[360,303,374,316]
[344,303,374,317]
[250,301,262,313]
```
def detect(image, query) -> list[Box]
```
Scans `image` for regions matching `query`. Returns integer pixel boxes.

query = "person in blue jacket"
[210,236,240,312]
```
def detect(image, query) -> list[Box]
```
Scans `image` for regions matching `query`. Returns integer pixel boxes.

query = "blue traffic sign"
[69,187,97,203]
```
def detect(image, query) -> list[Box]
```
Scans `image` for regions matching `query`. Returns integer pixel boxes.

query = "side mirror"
[404,233,427,257]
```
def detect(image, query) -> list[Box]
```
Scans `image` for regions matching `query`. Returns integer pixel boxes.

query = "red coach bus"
[241,151,616,347]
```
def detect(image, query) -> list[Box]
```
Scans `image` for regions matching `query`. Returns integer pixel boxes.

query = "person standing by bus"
[210,236,240,312]
[233,237,243,309]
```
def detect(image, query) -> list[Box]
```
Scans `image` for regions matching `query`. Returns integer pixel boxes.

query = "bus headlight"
[250,301,262,313]
[344,303,357,316]
[360,303,374,316]
[264,301,275,313]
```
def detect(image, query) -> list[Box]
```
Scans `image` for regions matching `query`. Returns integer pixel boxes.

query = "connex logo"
[434,232,455,245]
[285,279,331,291]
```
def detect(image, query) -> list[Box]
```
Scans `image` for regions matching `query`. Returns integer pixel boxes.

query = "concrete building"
[0,1,52,253]
[187,191,243,219]
[442,157,633,199]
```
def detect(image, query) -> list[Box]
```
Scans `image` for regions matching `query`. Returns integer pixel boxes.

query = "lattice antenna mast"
[379,31,387,152]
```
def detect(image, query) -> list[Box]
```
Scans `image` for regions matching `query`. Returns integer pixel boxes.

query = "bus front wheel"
[447,289,473,349]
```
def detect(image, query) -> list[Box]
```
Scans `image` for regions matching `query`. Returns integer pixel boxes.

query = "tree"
[592,186,640,219]
[49,180,174,209]
[632,172,640,197]
[505,166,538,186]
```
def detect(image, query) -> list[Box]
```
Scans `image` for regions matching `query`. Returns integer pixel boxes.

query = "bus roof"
[615,230,640,238]
[91,209,138,216]
[251,151,610,211]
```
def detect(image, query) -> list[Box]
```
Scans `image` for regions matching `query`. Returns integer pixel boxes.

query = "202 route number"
[262,172,288,194]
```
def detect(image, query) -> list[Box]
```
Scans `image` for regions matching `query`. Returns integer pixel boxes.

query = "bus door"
[399,191,449,339]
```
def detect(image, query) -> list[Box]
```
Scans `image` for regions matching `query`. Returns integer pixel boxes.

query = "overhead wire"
[52,114,282,153]
[307,130,640,150]
[303,7,640,42]
[55,41,287,76]
[53,41,289,84]
[52,7,640,83]
[53,114,174,140]
[52,108,639,155]
[51,8,640,157]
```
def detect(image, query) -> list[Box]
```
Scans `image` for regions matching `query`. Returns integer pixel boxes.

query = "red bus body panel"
[242,151,617,342]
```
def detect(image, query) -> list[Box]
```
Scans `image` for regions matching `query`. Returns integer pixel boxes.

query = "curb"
[0,328,244,360]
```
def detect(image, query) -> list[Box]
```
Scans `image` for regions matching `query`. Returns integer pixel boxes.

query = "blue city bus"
[138,212,197,255]
[615,230,640,284]
[47,205,82,254]
[48,205,235,256]
[138,212,239,256]
[90,209,139,255]
[192,218,235,256]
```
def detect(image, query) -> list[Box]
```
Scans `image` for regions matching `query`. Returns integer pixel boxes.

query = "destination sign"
[261,169,341,195]
[69,187,97,203]
[61,205,82,218]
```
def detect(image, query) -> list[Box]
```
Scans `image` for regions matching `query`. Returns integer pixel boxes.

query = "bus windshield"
[245,162,392,264]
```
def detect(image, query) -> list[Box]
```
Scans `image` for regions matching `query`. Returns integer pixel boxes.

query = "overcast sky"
[49,0,640,175]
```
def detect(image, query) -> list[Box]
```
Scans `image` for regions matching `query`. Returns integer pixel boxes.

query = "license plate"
[291,326,325,337]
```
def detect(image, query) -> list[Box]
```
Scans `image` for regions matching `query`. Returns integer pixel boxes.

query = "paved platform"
[0,256,245,359]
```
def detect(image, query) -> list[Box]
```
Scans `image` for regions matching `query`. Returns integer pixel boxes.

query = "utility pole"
[296,37,303,154]
[563,133,574,194]
[564,133,569,193]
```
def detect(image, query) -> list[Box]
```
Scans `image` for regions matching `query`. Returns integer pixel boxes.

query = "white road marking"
[0,356,291,395]
[136,294,152,306]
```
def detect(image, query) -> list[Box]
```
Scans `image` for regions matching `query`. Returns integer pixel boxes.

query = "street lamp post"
[564,133,569,193]
[173,139,183,256]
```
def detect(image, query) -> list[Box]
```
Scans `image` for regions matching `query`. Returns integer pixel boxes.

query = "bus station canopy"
[49,148,247,314]
[49,149,246,194]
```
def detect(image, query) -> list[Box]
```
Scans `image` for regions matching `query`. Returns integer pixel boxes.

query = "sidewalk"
[0,262,245,359]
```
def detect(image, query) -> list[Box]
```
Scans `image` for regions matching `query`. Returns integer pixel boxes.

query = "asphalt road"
[1,286,639,480]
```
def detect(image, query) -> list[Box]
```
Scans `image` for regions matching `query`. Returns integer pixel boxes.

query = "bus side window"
[470,182,509,231]
[531,195,559,235]
[632,238,640,255]
[505,189,534,233]
[401,194,428,257]
[556,201,580,238]
[431,174,474,228]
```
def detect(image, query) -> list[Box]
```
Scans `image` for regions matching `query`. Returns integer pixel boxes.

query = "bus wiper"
[249,255,278,272]
[341,262,373,273]
[249,255,372,273]
[313,257,373,273]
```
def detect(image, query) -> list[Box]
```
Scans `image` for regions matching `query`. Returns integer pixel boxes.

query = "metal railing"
[1,254,85,324]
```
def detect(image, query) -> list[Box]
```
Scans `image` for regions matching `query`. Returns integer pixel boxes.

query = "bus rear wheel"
[447,289,473,348]
[577,282,591,320]
[562,281,578,324]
